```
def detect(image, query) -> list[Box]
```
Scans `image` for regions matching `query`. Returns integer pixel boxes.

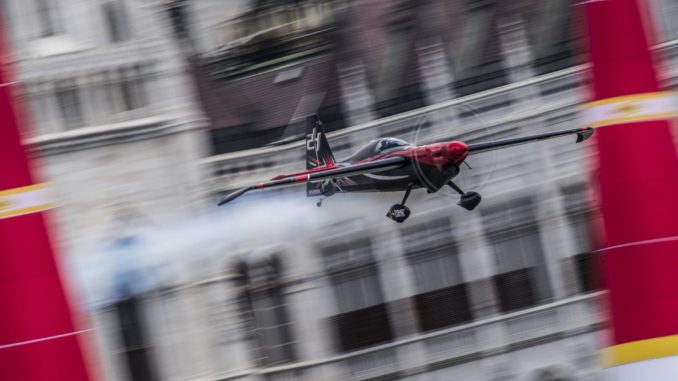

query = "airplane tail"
[305,115,336,196]
[305,114,336,169]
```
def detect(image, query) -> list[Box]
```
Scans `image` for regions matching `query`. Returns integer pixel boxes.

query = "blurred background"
[5,0,678,380]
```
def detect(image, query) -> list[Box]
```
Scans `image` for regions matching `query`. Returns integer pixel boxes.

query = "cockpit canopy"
[376,138,409,152]
[343,138,411,162]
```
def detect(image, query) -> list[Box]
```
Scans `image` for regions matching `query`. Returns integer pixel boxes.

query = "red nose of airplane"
[447,141,469,164]
[414,141,469,167]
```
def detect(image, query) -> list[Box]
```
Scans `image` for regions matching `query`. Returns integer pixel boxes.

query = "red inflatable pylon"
[0,11,94,381]
[582,0,678,378]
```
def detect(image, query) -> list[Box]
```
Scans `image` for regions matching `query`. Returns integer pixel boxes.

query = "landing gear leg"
[316,198,324,207]
[387,184,413,223]
[448,181,481,211]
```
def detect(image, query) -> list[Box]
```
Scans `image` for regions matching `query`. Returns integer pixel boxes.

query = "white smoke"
[69,190,391,310]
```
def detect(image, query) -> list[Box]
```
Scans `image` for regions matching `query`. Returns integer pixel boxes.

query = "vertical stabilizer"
[305,115,336,196]
[305,114,335,170]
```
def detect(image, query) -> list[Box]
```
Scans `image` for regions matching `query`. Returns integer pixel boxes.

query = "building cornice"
[13,38,177,82]
[24,115,207,156]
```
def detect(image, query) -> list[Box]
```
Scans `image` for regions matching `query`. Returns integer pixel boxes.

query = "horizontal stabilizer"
[217,186,254,206]
[576,127,595,143]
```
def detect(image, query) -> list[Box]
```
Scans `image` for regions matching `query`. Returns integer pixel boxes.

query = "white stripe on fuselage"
[363,173,410,180]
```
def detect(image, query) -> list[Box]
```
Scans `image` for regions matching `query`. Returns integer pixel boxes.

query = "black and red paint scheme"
[218,115,594,222]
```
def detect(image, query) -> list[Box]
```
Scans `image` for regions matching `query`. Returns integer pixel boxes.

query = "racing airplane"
[218,115,594,222]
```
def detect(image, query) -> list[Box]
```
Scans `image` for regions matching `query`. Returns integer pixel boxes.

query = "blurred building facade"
[6,0,678,381]
[1,2,207,378]
[172,2,607,379]
[2,0,207,250]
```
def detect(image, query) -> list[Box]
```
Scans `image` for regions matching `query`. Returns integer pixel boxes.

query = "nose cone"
[447,141,469,164]
[413,141,469,167]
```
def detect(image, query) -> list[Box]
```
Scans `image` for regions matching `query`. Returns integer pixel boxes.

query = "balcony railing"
[214,292,606,381]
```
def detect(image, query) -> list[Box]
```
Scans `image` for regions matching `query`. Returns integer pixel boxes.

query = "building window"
[483,198,552,313]
[168,1,189,41]
[449,3,509,96]
[106,68,147,114]
[55,80,84,129]
[453,60,509,97]
[120,70,147,111]
[493,267,537,312]
[573,251,599,293]
[375,83,428,119]
[249,288,296,365]
[370,2,428,119]
[402,219,472,332]
[524,1,581,75]
[35,0,60,38]
[103,1,130,43]
[323,238,393,352]
[234,256,296,366]
[658,0,678,41]
[22,91,44,133]
[562,184,601,293]
[115,297,157,381]
[120,80,137,111]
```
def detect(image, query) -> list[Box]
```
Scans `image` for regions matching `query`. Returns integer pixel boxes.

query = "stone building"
[5,0,678,381]
[1,0,207,257]
[1,2,207,378]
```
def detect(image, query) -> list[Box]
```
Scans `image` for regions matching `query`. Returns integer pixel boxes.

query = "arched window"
[233,255,297,366]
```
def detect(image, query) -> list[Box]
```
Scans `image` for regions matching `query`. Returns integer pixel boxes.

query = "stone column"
[534,184,582,300]
[372,224,429,375]
[41,80,61,133]
[89,308,133,381]
[454,211,510,354]
[455,210,499,319]
[77,72,96,128]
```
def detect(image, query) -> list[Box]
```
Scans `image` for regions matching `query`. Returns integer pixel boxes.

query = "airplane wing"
[467,126,594,155]
[217,156,406,206]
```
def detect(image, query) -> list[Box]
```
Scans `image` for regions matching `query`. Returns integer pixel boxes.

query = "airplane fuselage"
[216,113,592,224]
[274,140,469,196]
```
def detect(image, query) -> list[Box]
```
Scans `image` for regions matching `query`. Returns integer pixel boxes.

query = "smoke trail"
[69,190,388,309]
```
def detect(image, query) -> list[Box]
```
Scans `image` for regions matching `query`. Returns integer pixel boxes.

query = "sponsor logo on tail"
[305,115,337,196]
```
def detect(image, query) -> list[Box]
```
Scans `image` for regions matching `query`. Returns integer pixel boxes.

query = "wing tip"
[217,186,253,206]
[576,127,595,143]
[217,196,233,206]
